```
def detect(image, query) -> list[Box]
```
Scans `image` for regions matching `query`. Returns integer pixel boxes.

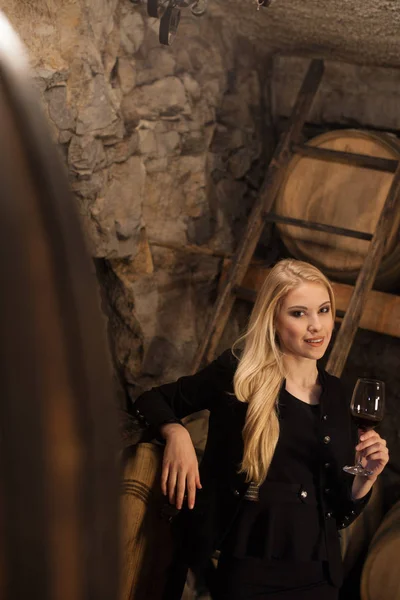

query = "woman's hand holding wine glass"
[355,429,389,479]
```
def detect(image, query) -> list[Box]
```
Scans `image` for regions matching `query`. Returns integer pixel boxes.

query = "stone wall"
[272,55,400,131]
[2,1,271,397]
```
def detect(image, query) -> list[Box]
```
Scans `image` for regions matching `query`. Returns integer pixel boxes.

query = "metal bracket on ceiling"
[255,0,272,9]
[131,0,208,46]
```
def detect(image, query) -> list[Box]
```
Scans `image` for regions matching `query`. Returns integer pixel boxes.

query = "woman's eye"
[291,310,305,318]
[320,306,330,314]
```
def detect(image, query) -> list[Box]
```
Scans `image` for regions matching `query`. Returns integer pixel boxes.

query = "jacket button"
[233,489,240,497]
[300,490,308,498]
[324,462,331,469]
[322,414,328,421]
[326,512,333,519]
[324,488,331,494]
[323,435,331,444]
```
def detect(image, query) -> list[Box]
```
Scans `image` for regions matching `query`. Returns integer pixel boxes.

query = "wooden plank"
[263,213,373,241]
[292,143,399,173]
[238,264,400,339]
[326,162,400,377]
[191,59,325,373]
[278,118,400,141]
[149,239,234,259]
[331,284,400,338]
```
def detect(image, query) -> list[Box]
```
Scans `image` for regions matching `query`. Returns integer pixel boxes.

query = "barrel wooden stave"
[361,499,400,600]
[275,130,400,289]
[340,478,383,577]
[121,443,173,600]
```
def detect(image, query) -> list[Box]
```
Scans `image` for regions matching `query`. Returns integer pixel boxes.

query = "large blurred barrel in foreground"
[340,478,383,577]
[340,479,383,576]
[361,499,400,600]
[0,12,119,600]
[121,443,173,600]
[275,130,400,290]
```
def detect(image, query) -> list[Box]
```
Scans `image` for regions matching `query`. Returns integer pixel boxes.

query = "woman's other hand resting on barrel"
[159,423,202,510]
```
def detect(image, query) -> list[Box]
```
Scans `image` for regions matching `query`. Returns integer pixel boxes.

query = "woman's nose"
[308,315,322,332]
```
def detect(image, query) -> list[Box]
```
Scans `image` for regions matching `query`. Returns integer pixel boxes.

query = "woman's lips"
[304,337,324,347]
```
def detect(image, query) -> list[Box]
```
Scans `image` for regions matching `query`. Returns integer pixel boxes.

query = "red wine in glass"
[352,414,381,431]
[343,378,385,476]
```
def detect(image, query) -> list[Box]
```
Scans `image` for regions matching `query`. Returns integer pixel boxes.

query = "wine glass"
[343,378,385,476]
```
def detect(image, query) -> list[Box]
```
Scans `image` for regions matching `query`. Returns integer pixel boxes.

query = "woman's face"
[275,282,334,361]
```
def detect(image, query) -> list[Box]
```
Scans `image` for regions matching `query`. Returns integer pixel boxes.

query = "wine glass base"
[343,465,374,477]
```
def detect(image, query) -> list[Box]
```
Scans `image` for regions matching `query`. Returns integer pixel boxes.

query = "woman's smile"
[304,337,325,347]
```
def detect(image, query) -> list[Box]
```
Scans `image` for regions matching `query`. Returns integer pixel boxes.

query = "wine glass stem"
[356,427,368,468]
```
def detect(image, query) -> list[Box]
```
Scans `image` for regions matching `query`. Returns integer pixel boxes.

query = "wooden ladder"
[192,58,400,379]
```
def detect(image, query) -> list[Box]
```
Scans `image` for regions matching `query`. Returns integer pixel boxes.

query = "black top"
[223,387,327,563]
[270,387,321,485]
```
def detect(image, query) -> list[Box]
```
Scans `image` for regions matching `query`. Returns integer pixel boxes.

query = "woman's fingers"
[175,469,187,510]
[367,451,389,462]
[355,431,389,476]
[186,474,197,510]
[162,467,201,509]
[357,433,387,452]
[195,472,202,490]
[358,429,375,439]
[167,468,178,505]
[359,441,387,456]
[161,462,170,496]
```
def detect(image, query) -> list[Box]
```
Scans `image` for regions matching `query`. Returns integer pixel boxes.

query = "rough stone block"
[88,156,146,257]
[135,48,176,86]
[118,57,137,94]
[68,134,107,176]
[125,76,188,120]
[120,11,145,55]
[105,132,139,165]
[76,74,118,135]
[45,85,76,130]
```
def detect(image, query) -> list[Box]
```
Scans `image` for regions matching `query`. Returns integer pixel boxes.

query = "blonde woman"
[133,259,389,600]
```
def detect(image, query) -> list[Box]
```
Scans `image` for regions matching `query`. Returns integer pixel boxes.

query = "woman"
[132,259,389,599]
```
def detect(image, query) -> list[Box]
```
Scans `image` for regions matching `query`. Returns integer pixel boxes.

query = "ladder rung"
[262,213,373,241]
[292,143,399,173]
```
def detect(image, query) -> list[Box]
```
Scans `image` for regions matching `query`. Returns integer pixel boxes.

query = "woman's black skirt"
[213,554,338,600]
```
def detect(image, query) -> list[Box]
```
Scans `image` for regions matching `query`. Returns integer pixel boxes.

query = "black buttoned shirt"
[224,391,325,562]
[133,349,372,587]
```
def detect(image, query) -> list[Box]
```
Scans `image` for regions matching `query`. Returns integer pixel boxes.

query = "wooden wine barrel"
[340,478,383,576]
[275,130,400,290]
[121,443,173,600]
[0,12,119,600]
[361,499,400,600]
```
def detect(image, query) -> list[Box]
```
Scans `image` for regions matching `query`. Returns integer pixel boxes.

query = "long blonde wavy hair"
[232,259,335,485]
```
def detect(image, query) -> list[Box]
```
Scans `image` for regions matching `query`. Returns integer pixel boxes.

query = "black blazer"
[133,349,371,588]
